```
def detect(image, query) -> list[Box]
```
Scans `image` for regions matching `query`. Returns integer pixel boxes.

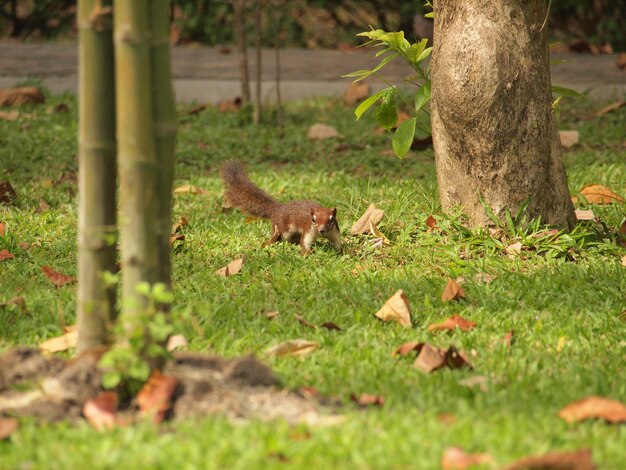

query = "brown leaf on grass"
[171,216,189,233]
[622,255,626,267]
[502,448,595,470]
[187,103,208,115]
[266,339,319,357]
[530,229,559,239]
[0,87,45,106]
[350,393,384,407]
[83,391,118,431]
[39,328,78,353]
[392,341,423,357]
[595,100,625,117]
[41,266,76,286]
[344,82,371,105]
[264,310,280,320]
[428,314,477,333]
[620,221,626,237]
[351,203,385,235]
[572,184,624,205]
[506,241,523,256]
[558,396,626,424]
[169,234,185,245]
[215,257,245,277]
[0,110,19,121]
[137,370,178,424]
[307,123,342,140]
[441,279,465,302]
[414,344,473,373]
[217,97,242,113]
[0,417,19,440]
[166,334,188,352]
[0,249,14,260]
[0,296,27,314]
[369,219,390,245]
[500,330,515,347]
[575,209,596,221]
[0,181,18,205]
[558,130,579,149]
[441,447,493,470]
[173,184,208,195]
[0,222,5,236]
[437,413,457,425]
[425,215,438,230]
[374,289,411,328]
[320,321,342,331]
[295,314,317,329]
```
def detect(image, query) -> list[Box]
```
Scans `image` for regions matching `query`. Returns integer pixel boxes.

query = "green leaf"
[551,85,583,97]
[406,39,428,65]
[354,87,391,120]
[415,109,432,136]
[415,80,431,113]
[392,117,416,159]
[416,46,433,63]
[425,12,434,18]
[102,371,122,389]
[375,90,398,130]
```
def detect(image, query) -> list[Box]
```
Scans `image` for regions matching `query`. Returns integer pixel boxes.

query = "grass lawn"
[0,89,625,469]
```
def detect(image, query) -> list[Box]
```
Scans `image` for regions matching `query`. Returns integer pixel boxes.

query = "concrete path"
[0,41,623,103]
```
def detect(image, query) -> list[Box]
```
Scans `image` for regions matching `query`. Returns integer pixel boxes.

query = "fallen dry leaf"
[169,234,185,245]
[350,393,384,407]
[320,321,342,331]
[344,82,371,105]
[0,296,27,314]
[166,334,188,352]
[622,255,626,267]
[0,181,18,205]
[502,448,595,470]
[414,344,472,373]
[0,222,5,236]
[187,103,208,115]
[392,341,423,357]
[39,328,79,353]
[459,375,489,392]
[83,391,118,431]
[425,215,438,230]
[441,278,465,302]
[41,266,76,287]
[307,123,342,140]
[595,100,625,117]
[295,314,317,329]
[171,216,189,233]
[0,417,19,440]
[351,203,385,235]
[264,310,280,320]
[0,249,14,261]
[575,209,596,221]
[572,184,624,205]
[558,396,626,424]
[173,184,208,195]
[428,314,477,333]
[374,289,412,328]
[137,370,178,424]
[0,110,19,121]
[617,52,626,70]
[506,241,523,256]
[369,219,390,245]
[441,446,493,470]
[266,339,319,357]
[215,257,245,277]
[500,330,515,347]
[217,97,242,113]
[437,413,457,425]
[559,130,579,149]
[0,87,45,107]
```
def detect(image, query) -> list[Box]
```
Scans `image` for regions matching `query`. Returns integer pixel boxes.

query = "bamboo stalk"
[113,0,159,323]
[77,0,117,352]
[149,0,177,289]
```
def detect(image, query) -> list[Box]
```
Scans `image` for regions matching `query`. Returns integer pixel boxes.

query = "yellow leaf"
[374,289,411,328]
[265,339,319,357]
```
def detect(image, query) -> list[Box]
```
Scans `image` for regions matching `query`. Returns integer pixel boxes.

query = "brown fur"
[220,160,342,254]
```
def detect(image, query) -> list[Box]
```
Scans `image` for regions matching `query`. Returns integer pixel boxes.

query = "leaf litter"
[374,289,411,328]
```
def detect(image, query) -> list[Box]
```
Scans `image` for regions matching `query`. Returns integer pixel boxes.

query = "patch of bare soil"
[0,348,341,427]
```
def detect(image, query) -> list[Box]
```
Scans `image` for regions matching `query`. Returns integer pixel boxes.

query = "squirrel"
[220,160,342,255]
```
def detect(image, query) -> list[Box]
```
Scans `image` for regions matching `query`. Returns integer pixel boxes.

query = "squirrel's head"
[311,207,337,234]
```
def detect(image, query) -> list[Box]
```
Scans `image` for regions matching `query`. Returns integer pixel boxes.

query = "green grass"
[1,90,625,469]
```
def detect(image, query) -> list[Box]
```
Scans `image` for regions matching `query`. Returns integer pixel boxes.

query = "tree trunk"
[77,0,117,352]
[233,0,251,103]
[114,0,160,321]
[431,0,576,229]
[149,0,177,290]
[252,0,262,123]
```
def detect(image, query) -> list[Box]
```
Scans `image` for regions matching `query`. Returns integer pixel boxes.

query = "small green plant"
[99,282,175,394]
[343,28,432,159]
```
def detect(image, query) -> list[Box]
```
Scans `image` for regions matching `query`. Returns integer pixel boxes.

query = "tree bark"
[113,0,160,321]
[431,0,576,229]
[149,0,177,290]
[233,0,251,103]
[77,0,117,352]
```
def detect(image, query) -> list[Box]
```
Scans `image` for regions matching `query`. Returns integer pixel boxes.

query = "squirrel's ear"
[332,208,337,217]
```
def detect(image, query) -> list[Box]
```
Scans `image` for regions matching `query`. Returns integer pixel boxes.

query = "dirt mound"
[0,348,340,427]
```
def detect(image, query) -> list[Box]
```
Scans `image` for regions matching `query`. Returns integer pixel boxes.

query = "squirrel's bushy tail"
[220,160,280,219]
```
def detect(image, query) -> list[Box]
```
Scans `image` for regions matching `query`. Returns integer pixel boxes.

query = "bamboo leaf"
[392,117,416,159]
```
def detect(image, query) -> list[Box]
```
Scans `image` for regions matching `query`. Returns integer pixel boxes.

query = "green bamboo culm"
[149,0,177,290]
[113,0,160,328]
[77,0,117,353]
